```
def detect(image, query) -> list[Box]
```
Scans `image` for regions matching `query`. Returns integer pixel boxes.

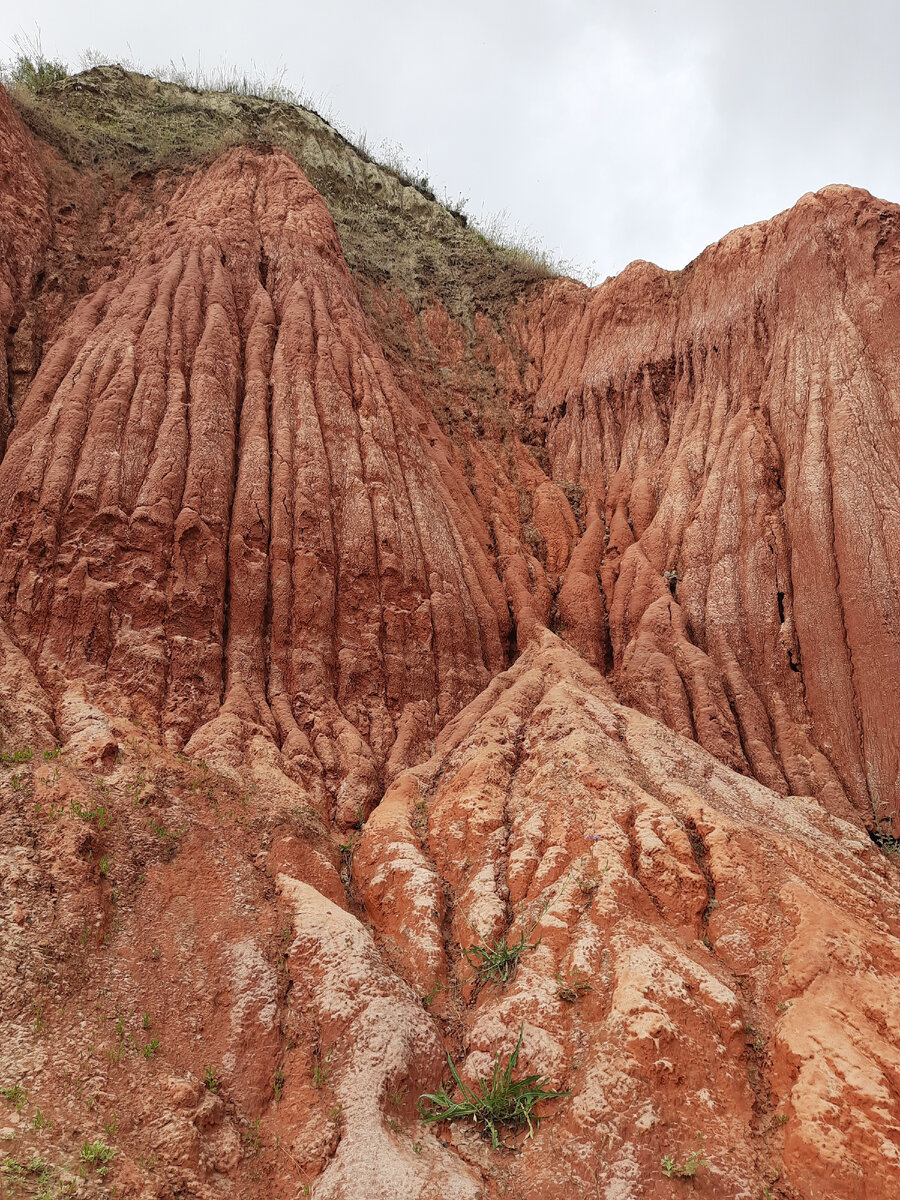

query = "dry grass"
[3,47,577,325]
[0,31,68,93]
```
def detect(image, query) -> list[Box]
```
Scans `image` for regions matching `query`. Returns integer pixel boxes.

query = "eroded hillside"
[0,69,898,1200]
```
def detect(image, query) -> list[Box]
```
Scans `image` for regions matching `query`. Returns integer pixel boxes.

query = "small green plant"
[142,1011,152,1029]
[81,1139,115,1175]
[2,1155,25,1183]
[420,980,442,1010]
[274,1067,285,1101]
[660,1144,710,1179]
[32,1002,46,1034]
[1,747,33,765]
[129,768,147,805]
[244,1117,261,1155]
[744,1024,766,1054]
[70,799,110,829]
[337,833,358,857]
[0,1083,28,1112]
[555,966,592,1003]
[98,855,111,877]
[103,1114,118,1140]
[43,747,60,760]
[312,1049,333,1088]
[33,1107,50,1131]
[142,1038,160,1060]
[463,918,541,985]
[419,1023,569,1149]
[203,1066,219,1093]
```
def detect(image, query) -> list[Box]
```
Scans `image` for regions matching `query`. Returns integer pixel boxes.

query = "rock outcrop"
[0,70,898,1200]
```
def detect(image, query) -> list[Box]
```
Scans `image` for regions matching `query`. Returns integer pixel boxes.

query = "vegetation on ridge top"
[1,33,587,300]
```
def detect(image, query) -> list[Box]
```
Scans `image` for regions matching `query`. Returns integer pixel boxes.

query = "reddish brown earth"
[0,71,898,1200]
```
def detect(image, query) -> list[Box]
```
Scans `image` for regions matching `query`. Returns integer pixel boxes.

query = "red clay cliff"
[0,70,898,1200]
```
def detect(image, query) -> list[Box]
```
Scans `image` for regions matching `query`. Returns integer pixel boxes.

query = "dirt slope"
[0,70,898,1200]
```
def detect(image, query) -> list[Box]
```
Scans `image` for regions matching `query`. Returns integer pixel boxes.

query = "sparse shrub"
[871,829,900,855]
[1,33,67,92]
[419,1023,569,1149]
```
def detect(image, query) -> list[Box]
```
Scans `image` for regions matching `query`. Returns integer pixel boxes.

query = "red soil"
[0,79,898,1200]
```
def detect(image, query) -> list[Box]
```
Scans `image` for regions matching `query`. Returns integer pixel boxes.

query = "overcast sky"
[3,1,896,280]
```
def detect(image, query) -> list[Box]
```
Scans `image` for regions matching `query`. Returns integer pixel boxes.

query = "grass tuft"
[1,32,67,93]
[660,1142,710,1179]
[419,1023,569,1149]
[463,915,541,984]
[80,1139,115,1175]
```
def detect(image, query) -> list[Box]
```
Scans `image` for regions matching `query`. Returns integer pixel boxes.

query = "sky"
[2,0,897,281]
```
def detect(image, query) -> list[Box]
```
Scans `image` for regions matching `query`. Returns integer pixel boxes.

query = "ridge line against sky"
[3,0,896,281]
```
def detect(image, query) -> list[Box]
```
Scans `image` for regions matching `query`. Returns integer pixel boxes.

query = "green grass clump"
[1,34,68,93]
[1,747,33,765]
[463,920,540,984]
[80,1139,115,1175]
[0,1083,28,1111]
[419,1024,569,1149]
[661,1148,710,1179]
